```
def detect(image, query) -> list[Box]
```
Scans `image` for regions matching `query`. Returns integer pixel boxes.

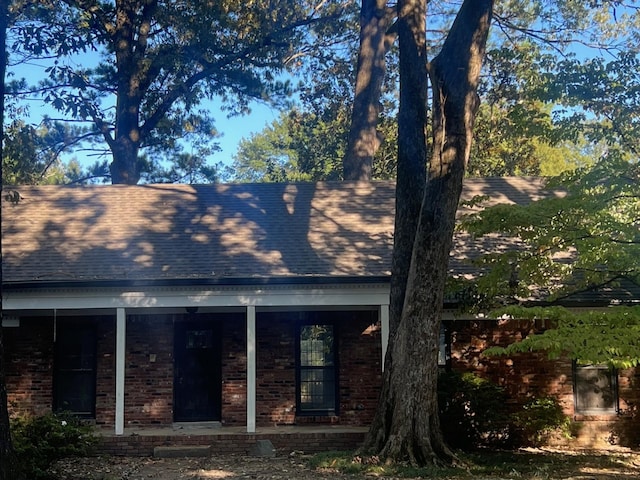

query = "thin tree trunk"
[343,0,395,181]
[0,0,17,477]
[362,0,493,465]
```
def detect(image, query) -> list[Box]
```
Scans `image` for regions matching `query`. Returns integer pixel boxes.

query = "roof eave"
[2,275,392,291]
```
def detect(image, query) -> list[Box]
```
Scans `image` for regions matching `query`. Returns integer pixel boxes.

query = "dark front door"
[174,320,222,422]
[54,320,97,417]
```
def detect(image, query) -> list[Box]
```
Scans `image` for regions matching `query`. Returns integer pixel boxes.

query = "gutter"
[2,275,392,291]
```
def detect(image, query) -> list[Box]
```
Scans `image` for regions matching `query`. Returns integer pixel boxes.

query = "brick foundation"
[97,430,366,456]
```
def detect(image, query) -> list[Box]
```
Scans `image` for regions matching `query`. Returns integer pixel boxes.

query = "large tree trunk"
[343,0,395,181]
[107,0,158,184]
[107,0,149,184]
[362,0,493,465]
[0,2,17,478]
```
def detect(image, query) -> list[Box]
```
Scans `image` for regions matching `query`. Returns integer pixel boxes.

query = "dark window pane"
[574,364,617,414]
[186,329,213,349]
[54,322,96,417]
[300,368,336,411]
[300,325,334,366]
[298,323,336,413]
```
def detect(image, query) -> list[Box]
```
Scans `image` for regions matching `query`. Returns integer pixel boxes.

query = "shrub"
[438,372,571,450]
[11,412,97,479]
[438,371,512,450]
[509,396,571,446]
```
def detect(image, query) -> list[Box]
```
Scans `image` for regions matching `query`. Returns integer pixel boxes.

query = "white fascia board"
[3,283,391,311]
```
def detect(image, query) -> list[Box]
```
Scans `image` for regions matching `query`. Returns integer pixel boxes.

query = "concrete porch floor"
[100,423,368,437]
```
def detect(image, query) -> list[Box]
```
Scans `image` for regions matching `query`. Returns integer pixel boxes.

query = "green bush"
[509,396,571,446]
[438,372,571,450]
[438,371,512,450]
[11,412,97,479]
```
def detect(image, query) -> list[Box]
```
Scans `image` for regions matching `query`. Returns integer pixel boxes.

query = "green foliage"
[510,396,572,446]
[464,158,640,367]
[438,371,511,450]
[10,0,352,182]
[511,397,571,445]
[552,52,640,162]
[462,159,640,302]
[484,306,640,368]
[469,43,589,177]
[11,412,97,480]
[230,94,397,182]
[2,120,76,185]
[438,371,571,450]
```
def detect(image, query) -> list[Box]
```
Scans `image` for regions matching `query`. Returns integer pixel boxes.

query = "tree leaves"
[485,305,640,368]
[464,159,640,364]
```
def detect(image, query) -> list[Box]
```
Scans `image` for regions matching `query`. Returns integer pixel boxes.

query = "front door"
[174,320,222,422]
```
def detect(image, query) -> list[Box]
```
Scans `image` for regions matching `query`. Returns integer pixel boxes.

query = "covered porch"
[3,281,390,437]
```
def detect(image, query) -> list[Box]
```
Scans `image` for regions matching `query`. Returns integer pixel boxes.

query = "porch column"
[115,308,126,435]
[246,305,256,433]
[380,304,389,371]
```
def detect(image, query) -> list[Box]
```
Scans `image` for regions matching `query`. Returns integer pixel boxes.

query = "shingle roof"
[1,178,550,285]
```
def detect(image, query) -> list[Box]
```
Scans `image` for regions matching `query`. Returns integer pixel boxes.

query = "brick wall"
[5,317,54,417]
[447,319,640,447]
[221,314,247,426]
[255,313,297,425]
[338,311,382,425]
[123,315,174,426]
[98,431,366,456]
[449,319,574,407]
[252,310,382,427]
[4,309,383,429]
[95,316,116,427]
[7,310,640,448]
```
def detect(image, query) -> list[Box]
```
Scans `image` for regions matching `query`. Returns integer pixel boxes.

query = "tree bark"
[108,0,157,184]
[0,1,18,477]
[362,0,493,465]
[343,0,395,181]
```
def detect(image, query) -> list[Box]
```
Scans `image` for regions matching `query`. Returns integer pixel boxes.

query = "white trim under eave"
[3,283,390,311]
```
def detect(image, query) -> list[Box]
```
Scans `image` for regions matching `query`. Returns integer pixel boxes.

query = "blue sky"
[8,59,281,171]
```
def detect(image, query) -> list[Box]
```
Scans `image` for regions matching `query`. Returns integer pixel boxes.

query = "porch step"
[172,421,222,430]
[153,445,212,458]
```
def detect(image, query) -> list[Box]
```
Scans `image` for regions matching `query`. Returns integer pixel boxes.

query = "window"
[438,322,450,368]
[573,363,618,415]
[54,321,97,417]
[297,324,337,415]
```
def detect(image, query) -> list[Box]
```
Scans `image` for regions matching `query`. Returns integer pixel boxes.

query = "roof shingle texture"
[1,178,549,284]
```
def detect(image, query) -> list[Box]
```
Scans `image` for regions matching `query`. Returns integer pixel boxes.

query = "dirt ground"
[49,448,640,480]
[51,453,338,480]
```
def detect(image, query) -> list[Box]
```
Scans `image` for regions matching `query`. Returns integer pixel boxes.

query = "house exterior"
[2,179,638,449]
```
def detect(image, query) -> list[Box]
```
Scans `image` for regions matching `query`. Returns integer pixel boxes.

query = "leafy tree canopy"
[484,305,640,368]
[6,0,354,183]
[463,162,639,301]
[462,158,640,366]
[232,2,640,181]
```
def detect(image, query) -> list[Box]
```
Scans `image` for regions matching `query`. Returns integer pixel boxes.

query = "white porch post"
[115,308,126,435]
[246,305,256,433]
[380,304,389,371]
